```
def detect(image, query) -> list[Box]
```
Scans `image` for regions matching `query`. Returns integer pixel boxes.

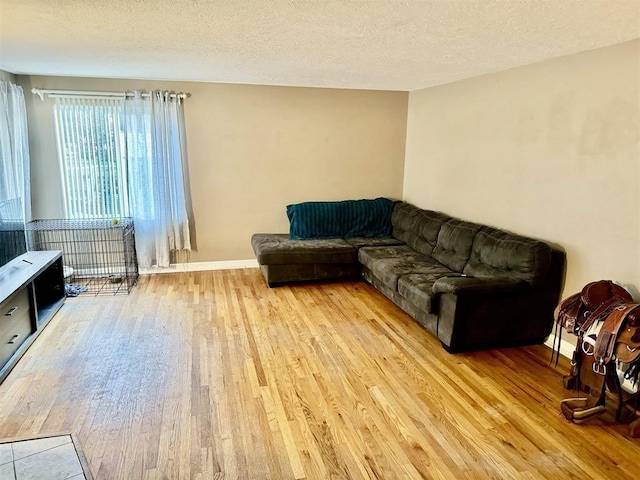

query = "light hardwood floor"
[0,269,637,479]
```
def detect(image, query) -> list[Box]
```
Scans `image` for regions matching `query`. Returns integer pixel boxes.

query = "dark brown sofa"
[252,200,565,352]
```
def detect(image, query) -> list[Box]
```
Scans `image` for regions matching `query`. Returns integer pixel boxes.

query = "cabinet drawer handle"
[8,334,19,344]
[4,307,18,316]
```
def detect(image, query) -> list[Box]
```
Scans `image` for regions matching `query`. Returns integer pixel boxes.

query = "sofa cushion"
[431,219,482,272]
[397,273,450,314]
[391,202,450,256]
[463,227,552,285]
[286,198,394,240]
[359,245,453,290]
[251,234,357,265]
[358,245,414,270]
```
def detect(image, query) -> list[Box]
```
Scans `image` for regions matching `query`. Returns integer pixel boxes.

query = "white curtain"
[124,91,191,268]
[0,80,31,223]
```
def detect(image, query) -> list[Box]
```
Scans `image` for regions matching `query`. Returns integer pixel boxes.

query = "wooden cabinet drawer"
[1,287,30,318]
[0,288,33,366]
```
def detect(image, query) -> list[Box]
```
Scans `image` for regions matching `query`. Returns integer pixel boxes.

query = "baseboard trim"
[139,259,259,275]
[544,334,576,359]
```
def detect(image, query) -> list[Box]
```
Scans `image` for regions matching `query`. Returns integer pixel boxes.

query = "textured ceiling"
[0,0,638,91]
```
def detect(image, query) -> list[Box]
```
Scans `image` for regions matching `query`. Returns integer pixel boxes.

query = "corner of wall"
[0,69,16,83]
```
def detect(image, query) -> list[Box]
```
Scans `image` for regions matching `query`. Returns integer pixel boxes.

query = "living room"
[0,1,639,479]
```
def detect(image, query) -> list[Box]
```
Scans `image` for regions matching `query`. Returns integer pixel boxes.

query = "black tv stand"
[0,251,65,383]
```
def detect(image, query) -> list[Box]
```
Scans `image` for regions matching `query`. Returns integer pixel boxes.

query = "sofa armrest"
[432,276,527,295]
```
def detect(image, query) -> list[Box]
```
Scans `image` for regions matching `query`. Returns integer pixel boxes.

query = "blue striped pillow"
[287,198,394,240]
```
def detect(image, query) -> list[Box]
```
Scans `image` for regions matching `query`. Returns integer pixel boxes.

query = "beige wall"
[17,76,407,262]
[0,70,16,82]
[404,40,640,299]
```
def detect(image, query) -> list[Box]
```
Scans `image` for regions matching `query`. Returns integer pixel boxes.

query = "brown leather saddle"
[553,281,640,435]
[554,280,632,335]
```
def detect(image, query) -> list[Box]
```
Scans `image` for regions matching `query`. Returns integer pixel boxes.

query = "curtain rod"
[31,88,190,101]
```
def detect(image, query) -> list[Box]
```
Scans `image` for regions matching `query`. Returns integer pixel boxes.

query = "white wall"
[404,40,640,299]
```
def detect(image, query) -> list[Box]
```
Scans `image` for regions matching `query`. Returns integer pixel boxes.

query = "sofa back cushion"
[463,228,552,285]
[287,198,394,240]
[391,202,450,256]
[431,219,482,272]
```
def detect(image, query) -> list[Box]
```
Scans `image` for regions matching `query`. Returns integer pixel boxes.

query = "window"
[53,98,129,219]
[42,89,192,268]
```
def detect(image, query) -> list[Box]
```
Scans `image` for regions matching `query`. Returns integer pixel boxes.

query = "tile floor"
[0,435,91,480]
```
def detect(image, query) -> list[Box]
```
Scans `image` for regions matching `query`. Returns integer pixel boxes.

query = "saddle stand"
[554,281,640,437]
[561,356,640,436]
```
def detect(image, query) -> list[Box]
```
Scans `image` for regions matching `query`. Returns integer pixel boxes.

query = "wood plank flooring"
[0,269,637,479]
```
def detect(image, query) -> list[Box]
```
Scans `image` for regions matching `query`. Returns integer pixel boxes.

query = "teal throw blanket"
[287,198,394,240]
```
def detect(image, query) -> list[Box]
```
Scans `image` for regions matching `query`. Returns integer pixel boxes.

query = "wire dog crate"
[25,218,138,295]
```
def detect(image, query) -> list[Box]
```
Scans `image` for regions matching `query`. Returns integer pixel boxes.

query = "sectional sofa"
[252,199,565,352]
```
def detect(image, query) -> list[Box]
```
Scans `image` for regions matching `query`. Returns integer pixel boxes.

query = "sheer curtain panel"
[0,81,31,223]
[124,91,191,268]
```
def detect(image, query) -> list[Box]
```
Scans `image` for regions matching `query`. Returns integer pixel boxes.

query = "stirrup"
[560,397,606,424]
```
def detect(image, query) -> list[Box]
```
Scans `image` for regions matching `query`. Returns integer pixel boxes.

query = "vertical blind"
[53,97,129,219]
